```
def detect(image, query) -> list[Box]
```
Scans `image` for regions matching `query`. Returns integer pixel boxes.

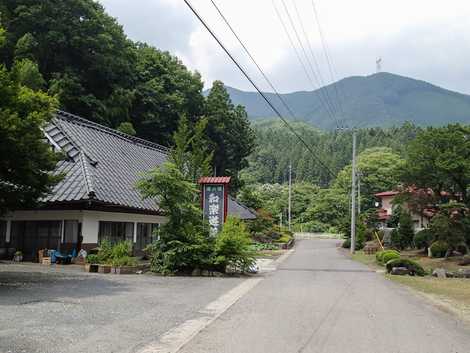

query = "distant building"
[375,190,434,230]
[0,111,256,261]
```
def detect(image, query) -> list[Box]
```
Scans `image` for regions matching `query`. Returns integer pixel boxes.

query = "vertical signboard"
[203,184,225,236]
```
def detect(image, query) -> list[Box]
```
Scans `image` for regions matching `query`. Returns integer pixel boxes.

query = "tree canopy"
[0,26,59,215]
[401,124,470,204]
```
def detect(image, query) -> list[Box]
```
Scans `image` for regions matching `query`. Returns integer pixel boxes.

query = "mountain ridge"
[210,72,470,129]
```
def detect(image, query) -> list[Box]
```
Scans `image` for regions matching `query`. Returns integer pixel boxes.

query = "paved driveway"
[0,264,244,353]
[179,239,470,353]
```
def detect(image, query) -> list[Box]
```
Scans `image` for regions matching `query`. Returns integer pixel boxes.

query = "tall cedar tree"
[205,81,256,191]
[170,116,212,183]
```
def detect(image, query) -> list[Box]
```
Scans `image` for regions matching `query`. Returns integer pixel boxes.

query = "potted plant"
[84,254,100,272]
[13,250,23,262]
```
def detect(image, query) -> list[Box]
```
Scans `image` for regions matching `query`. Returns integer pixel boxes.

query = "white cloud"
[100,0,470,94]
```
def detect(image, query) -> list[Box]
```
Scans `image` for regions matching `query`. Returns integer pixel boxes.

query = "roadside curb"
[135,278,263,353]
[136,245,296,353]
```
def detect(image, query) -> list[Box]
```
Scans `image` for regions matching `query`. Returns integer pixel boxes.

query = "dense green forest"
[241,119,421,187]
[0,0,254,190]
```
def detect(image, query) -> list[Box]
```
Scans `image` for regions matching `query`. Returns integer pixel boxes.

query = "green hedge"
[429,241,448,258]
[385,258,426,276]
[376,250,400,265]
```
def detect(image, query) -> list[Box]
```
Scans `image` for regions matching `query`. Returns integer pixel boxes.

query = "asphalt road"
[180,239,470,353]
[0,264,244,353]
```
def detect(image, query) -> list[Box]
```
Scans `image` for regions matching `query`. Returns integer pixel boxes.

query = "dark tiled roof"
[227,196,257,220]
[43,111,168,212]
[43,111,256,219]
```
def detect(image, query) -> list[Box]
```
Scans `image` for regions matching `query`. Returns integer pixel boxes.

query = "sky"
[99,0,470,94]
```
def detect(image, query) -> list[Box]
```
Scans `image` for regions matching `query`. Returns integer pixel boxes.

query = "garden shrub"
[111,240,133,260]
[429,240,449,258]
[342,238,351,249]
[111,256,137,267]
[385,258,426,276]
[413,229,434,250]
[97,240,113,264]
[376,250,400,265]
[215,217,255,273]
[85,254,100,264]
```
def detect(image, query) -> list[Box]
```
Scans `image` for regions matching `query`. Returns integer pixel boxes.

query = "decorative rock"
[458,256,470,266]
[432,268,447,278]
[457,269,470,279]
[391,267,410,275]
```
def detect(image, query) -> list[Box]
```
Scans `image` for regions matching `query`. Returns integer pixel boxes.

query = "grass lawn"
[400,250,467,272]
[351,250,381,270]
[348,249,470,322]
[388,275,470,320]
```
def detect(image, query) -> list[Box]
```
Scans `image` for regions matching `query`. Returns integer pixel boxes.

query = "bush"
[413,229,434,250]
[215,217,255,273]
[385,258,426,276]
[111,256,137,267]
[342,239,351,249]
[376,250,400,265]
[276,233,293,244]
[429,241,449,258]
[97,240,113,264]
[85,254,100,264]
[111,240,133,260]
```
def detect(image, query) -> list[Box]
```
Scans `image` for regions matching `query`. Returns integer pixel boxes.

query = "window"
[98,221,134,244]
[63,220,79,243]
[136,223,159,250]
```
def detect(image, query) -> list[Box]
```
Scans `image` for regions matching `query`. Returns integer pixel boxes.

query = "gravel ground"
[0,263,244,353]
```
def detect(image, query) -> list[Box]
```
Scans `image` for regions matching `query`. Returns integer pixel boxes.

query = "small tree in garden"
[138,162,214,274]
[429,203,469,257]
[215,217,255,272]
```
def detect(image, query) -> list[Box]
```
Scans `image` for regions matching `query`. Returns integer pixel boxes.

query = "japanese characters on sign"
[203,184,225,236]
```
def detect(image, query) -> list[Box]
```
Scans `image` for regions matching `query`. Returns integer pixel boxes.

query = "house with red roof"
[375,190,435,230]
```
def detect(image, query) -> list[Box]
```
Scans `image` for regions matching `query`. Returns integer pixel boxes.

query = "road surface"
[179,238,470,353]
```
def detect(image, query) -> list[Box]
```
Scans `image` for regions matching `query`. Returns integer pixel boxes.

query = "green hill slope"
[221,73,470,129]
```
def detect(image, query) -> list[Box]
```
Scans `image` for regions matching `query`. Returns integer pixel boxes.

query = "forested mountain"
[241,119,421,186]
[222,73,470,129]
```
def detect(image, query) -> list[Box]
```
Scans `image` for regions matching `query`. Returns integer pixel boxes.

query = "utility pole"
[357,171,362,215]
[350,130,357,254]
[288,163,292,232]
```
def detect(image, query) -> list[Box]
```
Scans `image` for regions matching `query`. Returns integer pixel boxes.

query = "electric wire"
[271,0,338,124]
[310,0,346,120]
[182,0,336,179]
[209,0,307,125]
[291,0,341,126]
[277,0,339,124]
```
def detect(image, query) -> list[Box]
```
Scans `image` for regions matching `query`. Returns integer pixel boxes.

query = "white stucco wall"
[1,210,167,244]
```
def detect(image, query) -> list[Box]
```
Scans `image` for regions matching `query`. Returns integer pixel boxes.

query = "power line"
[208,0,306,125]
[277,0,339,124]
[271,0,338,124]
[310,0,347,121]
[182,0,336,179]
[290,0,341,124]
